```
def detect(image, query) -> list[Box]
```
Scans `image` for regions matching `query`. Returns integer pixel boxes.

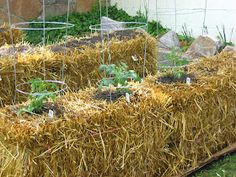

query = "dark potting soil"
[0,28,7,33]
[50,30,144,52]
[157,74,196,84]
[33,102,65,117]
[94,90,127,102]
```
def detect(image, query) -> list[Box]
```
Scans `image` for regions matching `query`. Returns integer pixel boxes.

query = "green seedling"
[18,78,59,115]
[163,49,189,79]
[98,62,141,91]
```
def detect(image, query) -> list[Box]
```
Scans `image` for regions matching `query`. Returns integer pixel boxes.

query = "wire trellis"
[6,0,74,106]
[89,0,150,102]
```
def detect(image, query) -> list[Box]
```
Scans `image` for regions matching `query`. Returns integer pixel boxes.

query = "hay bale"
[0,52,236,176]
[0,24,23,47]
[0,33,157,106]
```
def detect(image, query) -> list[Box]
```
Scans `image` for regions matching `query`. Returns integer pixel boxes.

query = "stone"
[10,0,41,20]
[185,35,218,59]
[43,4,74,17]
[223,45,236,52]
[76,0,96,12]
[159,31,180,49]
[0,45,31,57]
[0,9,23,24]
[101,17,123,32]
[0,0,6,9]
[0,0,97,25]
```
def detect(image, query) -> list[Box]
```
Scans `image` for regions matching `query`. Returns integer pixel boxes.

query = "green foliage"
[163,49,189,79]
[180,24,194,43]
[24,4,167,45]
[148,20,169,36]
[217,25,235,52]
[18,78,58,115]
[194,153,236,177]
[177,24,194,52]
[98,62,141,90]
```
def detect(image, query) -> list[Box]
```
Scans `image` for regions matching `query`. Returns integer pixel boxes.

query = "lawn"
[193,153,236,177]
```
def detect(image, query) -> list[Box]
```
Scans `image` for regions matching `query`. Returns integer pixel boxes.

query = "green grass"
[193,153,236,177]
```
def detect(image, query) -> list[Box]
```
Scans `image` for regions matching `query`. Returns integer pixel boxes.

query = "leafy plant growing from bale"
[95,62,141,101]
[216,25,235,52]
[18,78,59,115]
[158,49,191,84]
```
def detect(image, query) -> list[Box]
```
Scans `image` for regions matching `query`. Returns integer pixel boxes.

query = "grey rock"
[223,45,236,52]
[101,17,124,32]
[0,45,31,57]
[185,35,218,59]
[159,31,180,49]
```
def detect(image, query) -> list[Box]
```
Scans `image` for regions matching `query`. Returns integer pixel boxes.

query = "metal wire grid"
[6,0,74,102]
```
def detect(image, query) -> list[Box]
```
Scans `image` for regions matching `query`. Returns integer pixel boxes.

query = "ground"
[193,153,236,177]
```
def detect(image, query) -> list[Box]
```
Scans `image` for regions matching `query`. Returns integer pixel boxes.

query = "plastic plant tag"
[186,77,191,85]
[132,55,138,62]
[48,110,54,119]
[125,92,131,103]
[0,75,2,81]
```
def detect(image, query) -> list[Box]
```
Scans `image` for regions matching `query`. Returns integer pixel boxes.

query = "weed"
[216,25,234,52]
[178,24,194,51]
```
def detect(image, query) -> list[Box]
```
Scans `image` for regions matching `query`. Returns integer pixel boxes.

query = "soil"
[50,30,144,52]
[94,90,128,102]
[0,45,31,57]
[0,28,6,33]
[33,102,65,117]
[157,73,196,84]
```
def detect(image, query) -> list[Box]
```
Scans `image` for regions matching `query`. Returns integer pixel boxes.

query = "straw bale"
[0,52,236,176]
[0,33,157,106]
[0,24,23,47]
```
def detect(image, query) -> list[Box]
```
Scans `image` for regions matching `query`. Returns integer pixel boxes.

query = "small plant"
[162,49,189,79]
[18,78,59,115]
[216,25,234,52]
[98,62,141,91]
[178,24,194,51]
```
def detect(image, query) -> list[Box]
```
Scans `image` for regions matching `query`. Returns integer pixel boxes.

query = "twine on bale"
[0,52,236,176]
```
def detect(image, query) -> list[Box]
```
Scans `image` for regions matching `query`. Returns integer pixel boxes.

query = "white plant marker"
[125,92,131,104]
[0,75,2,81]
[48,110,54,119]
[186,77,191,85]
[132,55,138,62]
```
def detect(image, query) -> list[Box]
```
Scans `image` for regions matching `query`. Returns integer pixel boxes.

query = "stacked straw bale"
[0,33,157,106]
[0,52,236,176]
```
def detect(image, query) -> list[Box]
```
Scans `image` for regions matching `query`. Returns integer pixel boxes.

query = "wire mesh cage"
[5,0,74,115]
[89,0,150,101]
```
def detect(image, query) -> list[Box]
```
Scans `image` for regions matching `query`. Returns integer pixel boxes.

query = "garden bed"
[0,52,236,176]
[0,32,156,106]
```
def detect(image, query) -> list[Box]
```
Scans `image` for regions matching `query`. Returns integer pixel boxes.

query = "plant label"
[186,77,191,85]
[126,93,131,103]
[132,55,138,62]
[48,110,54,119]
[0,75,2,81]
